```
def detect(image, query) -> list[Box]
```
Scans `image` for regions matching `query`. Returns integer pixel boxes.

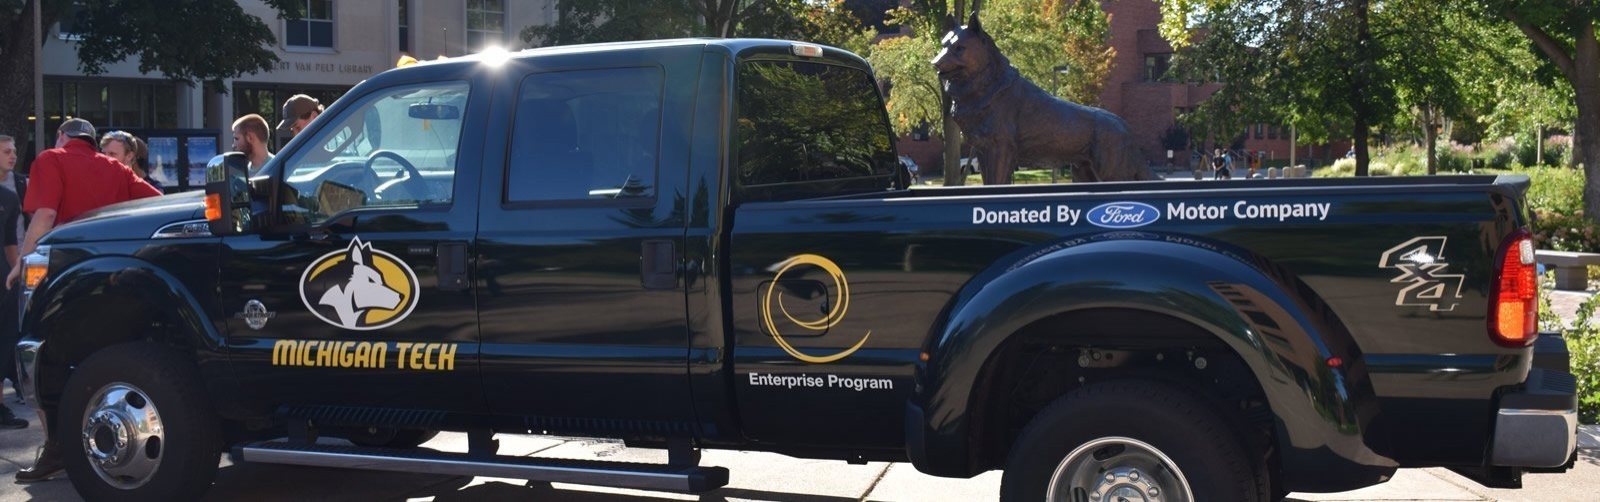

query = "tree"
[523,0,875,53]
[873,0,967,185]
[1476,1,1600,219]
[1380,1,1534,174]
[872,0,1113,184]
[0,1,297,151]
[1161,0,1392,176]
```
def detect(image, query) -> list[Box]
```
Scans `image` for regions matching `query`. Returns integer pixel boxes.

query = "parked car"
[16,39,1574,502]
[899,155,920,184]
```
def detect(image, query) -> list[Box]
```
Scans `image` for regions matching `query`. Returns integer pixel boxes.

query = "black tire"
[999,380,1267,502]
[58,342,222,502]
[345,428,440,449]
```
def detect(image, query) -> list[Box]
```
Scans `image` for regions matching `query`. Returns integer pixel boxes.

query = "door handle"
[641,240,677,290]
[437,242,469,292]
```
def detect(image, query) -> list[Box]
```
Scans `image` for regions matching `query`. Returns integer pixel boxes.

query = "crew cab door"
[725,56,913,448]
[221,78,487,417]
[471,48,700,435]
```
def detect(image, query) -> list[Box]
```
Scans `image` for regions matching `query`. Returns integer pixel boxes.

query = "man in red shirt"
[7,118,159,483]
[9,119,159,269]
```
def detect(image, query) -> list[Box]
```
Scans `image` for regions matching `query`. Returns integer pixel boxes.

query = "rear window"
[735,60,896,200]
[506,67,663,204]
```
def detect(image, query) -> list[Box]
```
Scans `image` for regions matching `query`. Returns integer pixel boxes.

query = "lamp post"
[33,0,44,156]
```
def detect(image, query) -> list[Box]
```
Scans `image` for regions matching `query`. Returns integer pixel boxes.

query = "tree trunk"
[0,2,42,161]
[1425,107,1438,175]
[1536,124,1544,166]
[941,93,964,186]
[1575,25,1600,222]
[1576,34,1592,175]
[1351,0,1372,177]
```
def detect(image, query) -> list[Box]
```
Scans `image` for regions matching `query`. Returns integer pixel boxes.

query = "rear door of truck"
[723,50,917,449]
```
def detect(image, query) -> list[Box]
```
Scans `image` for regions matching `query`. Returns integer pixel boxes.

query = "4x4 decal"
[1379,236,1465,312]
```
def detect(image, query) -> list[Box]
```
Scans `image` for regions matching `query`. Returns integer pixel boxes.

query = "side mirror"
[204,153,254,235]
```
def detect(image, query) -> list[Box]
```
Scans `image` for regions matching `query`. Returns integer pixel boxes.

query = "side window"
[735,60,895,189]
[280,81,468,225]
[506,67,663,203]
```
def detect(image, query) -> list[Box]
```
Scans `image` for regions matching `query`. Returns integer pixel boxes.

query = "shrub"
[1540,285,1600,425]
[1437,148,1472,173]
[1315,158,1357,177]
[1515,165,1600,252]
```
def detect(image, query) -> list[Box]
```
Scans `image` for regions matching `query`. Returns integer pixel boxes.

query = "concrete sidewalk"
[0,411,1595,501]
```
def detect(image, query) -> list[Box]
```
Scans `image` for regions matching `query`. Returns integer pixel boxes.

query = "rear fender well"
[909,237,1393,490]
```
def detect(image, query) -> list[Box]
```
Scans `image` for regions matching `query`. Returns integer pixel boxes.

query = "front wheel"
[58,343,222,502]
[1000,380,1268,502]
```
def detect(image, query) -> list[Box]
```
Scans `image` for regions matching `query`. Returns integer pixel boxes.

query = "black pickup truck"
[14,39,1577,501]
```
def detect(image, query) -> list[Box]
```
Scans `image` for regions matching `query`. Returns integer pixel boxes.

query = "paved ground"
[0,404,1594,502]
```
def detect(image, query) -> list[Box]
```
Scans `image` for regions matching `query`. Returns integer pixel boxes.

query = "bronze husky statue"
[933,12,1156,184]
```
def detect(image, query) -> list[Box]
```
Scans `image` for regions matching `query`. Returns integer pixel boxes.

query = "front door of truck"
[221,79,486,416]
[472,50,698,434]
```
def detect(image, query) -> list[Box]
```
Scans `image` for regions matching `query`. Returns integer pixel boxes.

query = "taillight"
[1488,230,1537,347]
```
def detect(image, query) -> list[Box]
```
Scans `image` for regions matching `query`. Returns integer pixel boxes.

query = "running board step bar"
[233,441,729,493]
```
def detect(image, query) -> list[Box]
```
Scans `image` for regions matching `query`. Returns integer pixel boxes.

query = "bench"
[1537,250,1600,291]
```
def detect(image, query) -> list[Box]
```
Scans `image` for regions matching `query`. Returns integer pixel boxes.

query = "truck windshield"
[735,59,895,200]
[278,81,470,225]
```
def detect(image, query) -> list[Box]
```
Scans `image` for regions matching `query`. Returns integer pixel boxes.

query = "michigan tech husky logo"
[300,237,420,330]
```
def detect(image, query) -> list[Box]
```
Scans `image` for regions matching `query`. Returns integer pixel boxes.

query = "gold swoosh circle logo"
[761,254,871,363]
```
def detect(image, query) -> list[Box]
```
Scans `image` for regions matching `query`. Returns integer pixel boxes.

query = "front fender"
[909,233,1397,491]
[22,255,229,415]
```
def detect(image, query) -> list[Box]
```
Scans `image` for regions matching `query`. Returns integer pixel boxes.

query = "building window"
[287,0,335,49]
[56,0,87,40]
[398,0,410,53]
[232,84,348,147]
[467,0,505,51]
[1268,125,1279,140]
[41,79,179,133]
[1144,53,1172,82]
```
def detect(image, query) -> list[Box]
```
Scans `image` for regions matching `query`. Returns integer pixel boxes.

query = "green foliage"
[871,0,1114,137]
[521,0,701,45]
[1540,284,1600,424]
[1314,146,1428,177]
[735,61,892,183]
[1513,165,1600,252]
[1163,0,1388,150]
[0,0,297,92]
[522,0,876,53]
[870,27,943,136]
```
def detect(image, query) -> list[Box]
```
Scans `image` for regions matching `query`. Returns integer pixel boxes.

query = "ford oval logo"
[1086,202,1160,228]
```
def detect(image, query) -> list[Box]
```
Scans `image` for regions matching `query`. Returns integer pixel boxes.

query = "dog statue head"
[932,10,997,83]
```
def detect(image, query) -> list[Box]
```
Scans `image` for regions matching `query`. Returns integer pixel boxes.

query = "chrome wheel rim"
[80,382,164,489]
[1045,436,1193,502]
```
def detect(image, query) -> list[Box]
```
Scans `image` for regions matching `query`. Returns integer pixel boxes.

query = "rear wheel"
[58,343,221,502]
[1000,380,1267,502]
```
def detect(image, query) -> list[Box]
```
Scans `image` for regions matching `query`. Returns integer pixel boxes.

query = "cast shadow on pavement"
[424,481,860,502]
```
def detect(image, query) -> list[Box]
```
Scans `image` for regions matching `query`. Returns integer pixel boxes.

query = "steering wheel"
[366,150,432,201]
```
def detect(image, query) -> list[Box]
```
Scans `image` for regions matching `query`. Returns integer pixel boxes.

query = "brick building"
[897,0,1346,176]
